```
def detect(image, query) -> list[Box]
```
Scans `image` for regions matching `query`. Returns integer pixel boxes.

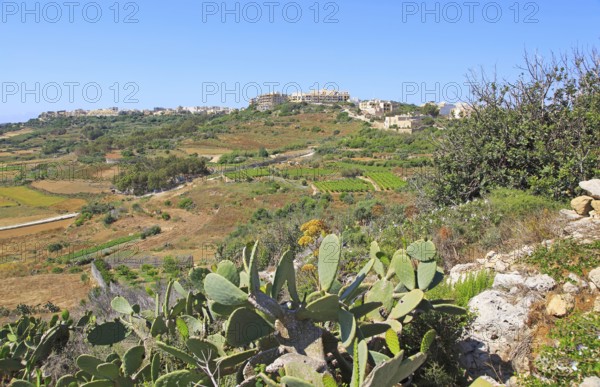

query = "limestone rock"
[571,196,594,216]
[594,297,600,313]
[580,376,600,387]
[560,209,585,221]
[580,179,600,199]
[546,294,574,317]
[590,210,600,219]
[592,200,600,212]
[524,275,556,292]
[460,289,541,380]
[589,268,600,288]
[449,263,482,285]
[562,282,579,294]
[564,217,600,243]
[493,273,556,292]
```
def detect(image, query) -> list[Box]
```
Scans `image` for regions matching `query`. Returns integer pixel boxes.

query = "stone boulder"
[546,294,574,317]
[580,376,600,387]
[571,196,594,216]
[588,267,600,289]
[459,289,541,381]
[449,263,483,285]
[580,179,600,199]
[592,200,600,212]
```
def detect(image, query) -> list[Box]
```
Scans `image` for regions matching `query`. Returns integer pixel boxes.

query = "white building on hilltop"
[289,89,350,104]
[359,99,393,116]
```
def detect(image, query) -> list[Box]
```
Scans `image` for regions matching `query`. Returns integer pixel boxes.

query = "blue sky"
[1,0,599,123]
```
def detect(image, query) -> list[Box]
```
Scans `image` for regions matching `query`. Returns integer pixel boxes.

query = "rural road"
[0,213,79,232]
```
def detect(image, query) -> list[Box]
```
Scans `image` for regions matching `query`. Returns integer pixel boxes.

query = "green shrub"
[177,197,194,210]
[525,240,600,282]
[520,312,600,385]
[94,259,113,283]
[426,270,495,308]
[47,243,63,253]
[141,225,161,239]
[103,213,117,225]
[51,267,64,274]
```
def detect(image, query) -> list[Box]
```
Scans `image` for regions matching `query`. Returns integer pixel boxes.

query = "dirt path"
[0,213,79,231]
[358,176,380,191]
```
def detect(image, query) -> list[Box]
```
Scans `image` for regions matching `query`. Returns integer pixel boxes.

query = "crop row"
[314,178,374,193]
[367,172,407,190]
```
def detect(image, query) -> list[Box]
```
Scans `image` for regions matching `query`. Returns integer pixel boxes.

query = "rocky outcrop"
[580,179,600,199]
[546,294,574,317]
[571,196,594,216]
[459,273,556,382]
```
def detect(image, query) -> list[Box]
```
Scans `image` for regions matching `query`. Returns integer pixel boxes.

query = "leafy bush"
[141,225,161,239]
[47,243,63,253]
[177,197,194,210]
[426,270,495,308]
[94,258,113,283]
[520,312,600,385]
[525,240,600,282]
[103,213,117,225]
[429,51,600,203]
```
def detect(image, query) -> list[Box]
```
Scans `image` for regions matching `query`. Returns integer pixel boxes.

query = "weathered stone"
[546,294,574,317]
[493,273,525,290]
[448,263,482,285]
[592,200,600,212]
[460,290,541,380]
[524,275,556,292]
[594,297,600,313]
[580,376,600,387]
[590,210,600,219]
[589,268,600,289]
[580,179,600,199]
[560,209,585,221]
[562,282,579,294]
[564,217,600,243]
[493,273,556,292]
[571,196,594,216]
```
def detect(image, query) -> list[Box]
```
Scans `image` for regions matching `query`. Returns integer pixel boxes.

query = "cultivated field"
[32,180,113,195]
[0,186,67,207]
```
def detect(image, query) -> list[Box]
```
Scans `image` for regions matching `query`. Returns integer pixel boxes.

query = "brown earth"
[0,218,75,240]
[0,273,92,310]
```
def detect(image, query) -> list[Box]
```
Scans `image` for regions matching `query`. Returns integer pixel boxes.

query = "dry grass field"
[0,273,92,310]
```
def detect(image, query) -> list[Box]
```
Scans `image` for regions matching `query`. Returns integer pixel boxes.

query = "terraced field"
[367,172,407,190]
[0,197,17,207]
[314,178,374,193]
[0,186,67,207]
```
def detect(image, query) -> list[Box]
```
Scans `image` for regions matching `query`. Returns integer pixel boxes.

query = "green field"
[0,197,17,207]
[224,168,272,180]
[0,186,66,207]
[367,172,407,190]
[279,168,338,180]
[314,178,374,193]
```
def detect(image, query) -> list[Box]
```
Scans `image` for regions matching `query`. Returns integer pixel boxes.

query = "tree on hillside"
[421,103,440,117]
[429,49,600,204]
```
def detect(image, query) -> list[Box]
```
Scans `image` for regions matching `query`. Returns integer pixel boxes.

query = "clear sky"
[1,0,599,123]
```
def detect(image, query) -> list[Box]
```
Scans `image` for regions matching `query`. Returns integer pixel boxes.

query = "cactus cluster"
[0,310,78,385]
[2,236,476,386]
[198,236,466,386]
